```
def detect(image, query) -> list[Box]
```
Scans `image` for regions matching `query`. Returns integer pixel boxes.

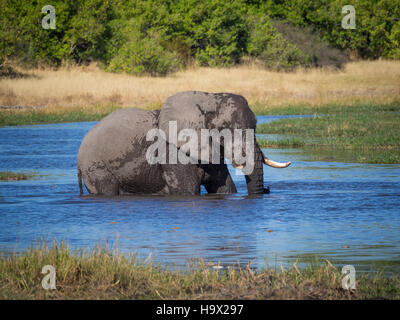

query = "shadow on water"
[0,117,400,275]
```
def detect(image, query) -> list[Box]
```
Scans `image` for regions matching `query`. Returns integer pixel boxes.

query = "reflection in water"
[0,119,399,274]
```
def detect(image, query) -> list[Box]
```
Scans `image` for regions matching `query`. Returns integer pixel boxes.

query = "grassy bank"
[0,104,126,126]
[0,243,399,300]
[0,60,399,126]
[257,103,400,164]
[1,61,399,163]
[0,171,36,181]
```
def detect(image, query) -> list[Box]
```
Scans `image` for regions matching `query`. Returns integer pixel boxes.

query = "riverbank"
[1,60,399,125]
[0,243,399,299]
[1,61,399,163]
[1,102,399,163]
[0,104,124,126]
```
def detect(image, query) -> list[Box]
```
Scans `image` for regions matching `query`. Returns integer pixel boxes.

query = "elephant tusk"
[263,157,291,168]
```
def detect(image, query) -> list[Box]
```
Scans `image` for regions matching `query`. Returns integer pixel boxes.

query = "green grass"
[0,104,124,127]
[0,242,399,300]
[252,101,400,116]
[256,103,400,164]
[0,171,36,181]
[0,103,166,127]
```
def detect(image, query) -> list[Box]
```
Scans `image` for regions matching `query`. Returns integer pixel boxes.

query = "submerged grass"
[257,103,400,164]
[0,171,36,181]
[0,243,399,300]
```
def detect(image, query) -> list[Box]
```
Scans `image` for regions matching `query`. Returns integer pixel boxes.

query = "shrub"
[247,15,309,70]
[262,0,400,60]
[186,0,248,67]
[0,0,398,75]
[273,21,349,68]
[107,29,181,76]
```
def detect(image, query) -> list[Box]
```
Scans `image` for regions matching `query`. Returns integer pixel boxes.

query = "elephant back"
[78,108,163,190]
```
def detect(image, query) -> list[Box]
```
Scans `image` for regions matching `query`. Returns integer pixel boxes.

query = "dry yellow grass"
[1,60,399,109]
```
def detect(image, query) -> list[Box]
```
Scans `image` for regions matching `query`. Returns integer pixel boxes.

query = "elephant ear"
[158,91,224,163]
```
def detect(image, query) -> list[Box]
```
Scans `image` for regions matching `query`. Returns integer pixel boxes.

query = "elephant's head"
[158,91,291,195]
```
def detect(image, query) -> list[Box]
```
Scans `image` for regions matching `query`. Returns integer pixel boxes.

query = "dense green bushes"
[106,22,182,75]
[262,0,400,59]
[0,0,114,66]
[247,14,310,70]
[0,0,399,75]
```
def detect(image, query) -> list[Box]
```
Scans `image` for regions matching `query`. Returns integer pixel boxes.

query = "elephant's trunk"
[244,139,265,195]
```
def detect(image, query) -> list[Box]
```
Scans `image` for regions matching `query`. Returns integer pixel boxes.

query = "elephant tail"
[78,168,83,195]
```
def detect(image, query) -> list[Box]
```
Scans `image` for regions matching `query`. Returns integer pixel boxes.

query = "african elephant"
[77,91,290,196]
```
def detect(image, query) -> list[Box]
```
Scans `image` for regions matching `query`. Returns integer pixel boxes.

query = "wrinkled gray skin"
[77,91,268,195]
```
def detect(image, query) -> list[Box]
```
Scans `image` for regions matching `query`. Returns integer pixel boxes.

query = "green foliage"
[273,21,349,68]
[106,21,181,75]
[0,0,112,66]
[183,0,248,67]
[262,0,400,60]
[108,35,180,76]
[65,0,114,63]
[247,14,309,70]
[0,0,399,75]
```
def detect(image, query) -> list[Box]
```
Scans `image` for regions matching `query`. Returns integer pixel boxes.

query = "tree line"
[1,0,399,75]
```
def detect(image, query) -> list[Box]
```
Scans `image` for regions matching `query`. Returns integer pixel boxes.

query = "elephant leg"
[161,163,202,195]
[202,164,237,194]
[82,162,120,196]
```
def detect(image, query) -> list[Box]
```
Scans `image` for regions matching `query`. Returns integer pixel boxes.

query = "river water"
[0,116,399,274]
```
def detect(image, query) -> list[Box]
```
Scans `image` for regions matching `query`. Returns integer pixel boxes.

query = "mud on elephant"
[77,91,291,196]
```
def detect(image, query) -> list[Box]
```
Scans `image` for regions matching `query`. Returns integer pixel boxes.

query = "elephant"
[77,91,291,196]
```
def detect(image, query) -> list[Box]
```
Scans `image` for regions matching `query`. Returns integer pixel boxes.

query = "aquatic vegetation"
[0,171,36,181]
[256,104,400,164]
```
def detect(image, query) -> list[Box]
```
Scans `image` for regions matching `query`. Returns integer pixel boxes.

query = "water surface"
[0,117,399,274]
